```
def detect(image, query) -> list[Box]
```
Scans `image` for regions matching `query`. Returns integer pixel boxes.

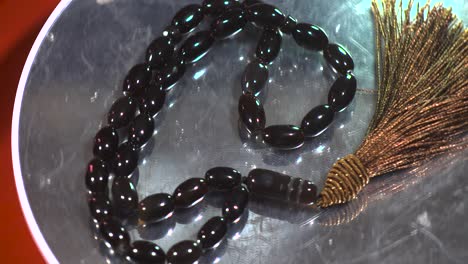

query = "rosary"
[84,0,468,263]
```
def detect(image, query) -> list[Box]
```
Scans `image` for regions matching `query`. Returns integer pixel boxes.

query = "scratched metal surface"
[14,0,468,263]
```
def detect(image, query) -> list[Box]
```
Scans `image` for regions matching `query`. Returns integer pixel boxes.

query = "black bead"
[163,25,182,43]
[222,185,249,223]
[128,114,154,148]
[173,178,209,208]
[113,143,139,177]
[246,3,285,29]
[99,217,130,255]
[328,73,357,112]
[85,158,109,193]
[292,23,328,51]
[108,96,137,129]
[256,29,282,65]
[280,15,297,34]
[139,85,166,116]
[167,240,202,264]
[202,0,241,16]
[241,61,268,97]
[323,43,354,75]
[238,93,266,133]
[262,125,305,150]
[301,104,335,137]
[129,240,166,264]
[211,8,247,39]
[245,169,317,205]
[138,193,175,223]
[123,64,151,97]
[146,36,175,70]
[205,167,242,191]
[88,193,112,222]
[245,168,289,200]
[112,176,139,216]
[172,4,204,34]
[242,0,262,8]
[197,216,228,249]
[93,126,119,161]
[180,31,214,64]
[154,56,186,90]
[297,180,318,205]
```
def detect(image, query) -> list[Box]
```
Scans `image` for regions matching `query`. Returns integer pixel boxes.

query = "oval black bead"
[154,57,186,90]
[99,217,130,254]
[146,36,175,70]
[222,185,249,223]
[129,240,166,264]
[173,178,209,208]
[202,0,241,16]
[167,240,202,264]
[85,158,109,193]
[280,15,297,34]
[262,125,305,150]
[256,29,282,64]
[162,25,182,43]
[88,193,112,222]
[128,114,154,148]
[180,31,214,64]
[93,126,119,161]
[123,64,151,97]
[238,93,266,133]
[324,43,354,75]
[246,3,285,29]
[328,73,357,112]
[139,85,166,116]
[108,96,137,129]
[292,23,328,51]
[301,104,335,137]
[245,168,317,205]
[241,61,268,96]
[172,4,204,34]
[113,143,139,177]
[138,193,175,223]
[205,167,242,191]
[112,176,138,216]
[197,216,227,249]
[211,8,247,39]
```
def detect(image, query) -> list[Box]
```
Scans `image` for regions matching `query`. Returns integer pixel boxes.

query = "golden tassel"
[317,0,468,208]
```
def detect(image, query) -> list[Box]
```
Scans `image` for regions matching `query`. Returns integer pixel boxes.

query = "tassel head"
[317,155,369,208]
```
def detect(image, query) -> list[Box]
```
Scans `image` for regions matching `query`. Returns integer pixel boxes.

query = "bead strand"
[84,1,356,263]
[237,2,357,150]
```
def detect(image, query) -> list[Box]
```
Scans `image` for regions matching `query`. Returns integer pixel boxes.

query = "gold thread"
[317,155,370,208]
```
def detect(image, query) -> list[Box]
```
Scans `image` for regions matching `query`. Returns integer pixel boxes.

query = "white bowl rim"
[11,1,73,263]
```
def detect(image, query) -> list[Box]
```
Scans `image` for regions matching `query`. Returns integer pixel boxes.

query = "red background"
[1,0,60,263]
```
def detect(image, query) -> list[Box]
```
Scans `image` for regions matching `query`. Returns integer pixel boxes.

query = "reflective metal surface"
[13,0,468,263]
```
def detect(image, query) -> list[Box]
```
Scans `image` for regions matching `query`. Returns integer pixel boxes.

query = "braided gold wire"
[316,155,369,208]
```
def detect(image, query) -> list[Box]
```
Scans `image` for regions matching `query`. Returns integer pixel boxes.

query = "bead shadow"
[205,191,228,209]
[174,201,207,224]
[226,209,249,239]
[261,148,304,167]
[137,217,177,241]
[199,239,228,264]
[249,195,319,225]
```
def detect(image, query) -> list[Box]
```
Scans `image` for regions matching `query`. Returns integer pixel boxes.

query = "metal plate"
[12,0,468,263]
